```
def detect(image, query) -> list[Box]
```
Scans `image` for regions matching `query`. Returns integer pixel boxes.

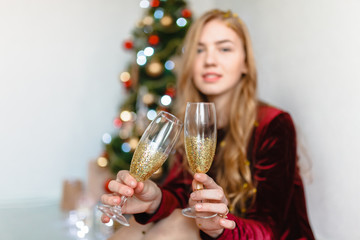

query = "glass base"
[182,207,217,219]
[97,204,130,227]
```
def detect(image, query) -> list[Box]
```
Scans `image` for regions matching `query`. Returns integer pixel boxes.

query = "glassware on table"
[98,111,183,226]
[182,102,217,219]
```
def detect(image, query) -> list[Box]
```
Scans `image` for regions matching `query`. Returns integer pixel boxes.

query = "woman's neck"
[207,93,232,129]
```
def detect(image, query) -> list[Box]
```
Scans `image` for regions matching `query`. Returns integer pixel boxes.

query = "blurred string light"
[154,9,164,19]
[113,118,122,128]
[143,16,154,25]
[129,138,139,150]
[137,50,145,57]
[76,220,89,239]
[142,93,155,105]
[139,0,150,8]
[137,50,147,66]
[121,143,131,153]
[120,72,130,82]
[176,17,187,27]
[137,57,146,65]
[164,60,175,70]
[147,110,157,120]
[160,15,173,26]
[120,110,132,122]
[160,95,172,106]
[97,157,108,168]
[144,47,154,56]
[119,130,129,139]
[102,133,112,144]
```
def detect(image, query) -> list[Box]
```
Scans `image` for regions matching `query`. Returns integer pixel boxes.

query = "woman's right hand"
[100,170,162,223]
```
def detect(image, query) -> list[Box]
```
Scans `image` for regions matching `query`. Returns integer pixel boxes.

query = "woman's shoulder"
[257,101,293,129]
[253,102,296,148]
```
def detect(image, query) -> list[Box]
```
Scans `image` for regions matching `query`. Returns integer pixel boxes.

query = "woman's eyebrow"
[215,39,233,45]
[198,39,234,46]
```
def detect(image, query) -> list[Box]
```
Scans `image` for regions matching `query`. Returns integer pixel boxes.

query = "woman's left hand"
[189,173,236,238]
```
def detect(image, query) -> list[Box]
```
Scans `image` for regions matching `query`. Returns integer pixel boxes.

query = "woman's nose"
[205,50,217,65]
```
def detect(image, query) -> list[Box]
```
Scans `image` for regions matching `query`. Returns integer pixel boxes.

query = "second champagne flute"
[98,111,183,226]
[182,102,217,219]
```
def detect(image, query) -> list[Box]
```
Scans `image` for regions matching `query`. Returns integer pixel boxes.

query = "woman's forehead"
[199,20,240,44]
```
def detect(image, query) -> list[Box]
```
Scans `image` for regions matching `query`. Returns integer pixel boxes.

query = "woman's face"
[193,19,247,98]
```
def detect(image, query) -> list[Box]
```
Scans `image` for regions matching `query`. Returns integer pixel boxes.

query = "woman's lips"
[202,73,221,83]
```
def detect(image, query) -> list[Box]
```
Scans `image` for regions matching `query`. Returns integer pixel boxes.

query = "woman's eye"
[221,48,231,52]
[197,48,204,53]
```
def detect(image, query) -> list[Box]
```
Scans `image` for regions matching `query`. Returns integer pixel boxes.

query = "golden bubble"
[97,157,108,168]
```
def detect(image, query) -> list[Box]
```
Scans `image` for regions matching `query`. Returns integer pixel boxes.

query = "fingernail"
[196,204,202,209]
[126,189,131,195]
[190,193,195,199]
[113,198,118,204]
[130,181,136,188]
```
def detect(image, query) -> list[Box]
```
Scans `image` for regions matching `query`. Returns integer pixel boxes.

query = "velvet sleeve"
[201,112,298,240]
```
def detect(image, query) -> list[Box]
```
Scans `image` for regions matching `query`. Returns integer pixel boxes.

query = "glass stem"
[112,195,128,213]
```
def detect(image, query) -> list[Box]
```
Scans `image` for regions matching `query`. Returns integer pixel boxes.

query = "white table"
[0,200,114,240]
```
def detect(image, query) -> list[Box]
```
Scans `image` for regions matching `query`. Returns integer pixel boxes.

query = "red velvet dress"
[135,105,315,240]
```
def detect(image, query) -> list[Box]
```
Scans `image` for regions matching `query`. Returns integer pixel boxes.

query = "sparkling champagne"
[185,136,216,173]
[130,141,168,182]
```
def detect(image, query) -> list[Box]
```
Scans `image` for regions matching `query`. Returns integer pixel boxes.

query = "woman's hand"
[100,170,162,223]
[190,173,236,238]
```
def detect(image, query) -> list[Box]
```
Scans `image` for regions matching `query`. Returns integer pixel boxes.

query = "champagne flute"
[98,111,183,226]
[182,102,217,219]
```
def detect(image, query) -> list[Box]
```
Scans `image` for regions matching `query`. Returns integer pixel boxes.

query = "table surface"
[0,201,114,240]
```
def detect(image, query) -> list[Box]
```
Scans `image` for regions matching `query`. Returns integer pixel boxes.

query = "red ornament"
[181,8,192,18]
[104,178,112,193]
[165,87,176,98]
[101,151,109,159]
[151,0,160,8]
[113,118,122,128]
[148,35,160,46]
[123,39,134,50]
[123,79,132,89]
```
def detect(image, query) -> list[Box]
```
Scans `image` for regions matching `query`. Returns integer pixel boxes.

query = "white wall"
[216,0,360,239]
[0,0,143,204]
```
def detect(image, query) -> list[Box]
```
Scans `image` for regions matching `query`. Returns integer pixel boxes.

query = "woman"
[101,9,315,239]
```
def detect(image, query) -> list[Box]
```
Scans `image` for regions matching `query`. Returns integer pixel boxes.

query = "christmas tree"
[96,0,192,183]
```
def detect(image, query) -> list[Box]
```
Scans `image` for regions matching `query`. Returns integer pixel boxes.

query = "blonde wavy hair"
[174,9,258,216]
